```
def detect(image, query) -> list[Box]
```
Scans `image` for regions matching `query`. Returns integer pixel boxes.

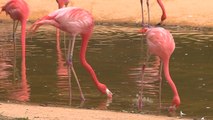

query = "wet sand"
[0,0,211,120]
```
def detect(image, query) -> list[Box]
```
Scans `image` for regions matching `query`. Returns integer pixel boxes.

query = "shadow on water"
[0,23,212,119]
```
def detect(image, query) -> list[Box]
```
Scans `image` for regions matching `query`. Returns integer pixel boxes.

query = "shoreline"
[0,102,190,120]
[1,0,213,27]
[0,0,211,119]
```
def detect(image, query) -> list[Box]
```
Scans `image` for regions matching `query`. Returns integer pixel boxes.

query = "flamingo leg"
[67,35,85,101]
[138,52,151,109]
[71,66,85,101]
[141,52,151,86]
[146,0,150,25]
[12,20,19,48]
[12,20,19,40]
[158,60,163,108]
[140,0,144,26]
[63,32,67,56]
[13,37,17,81]
[12,20,19,80]
[57,28,67,56]
[67,40,72,102]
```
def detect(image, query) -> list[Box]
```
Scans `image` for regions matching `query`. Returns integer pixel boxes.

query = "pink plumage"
[146,27,175,60]
[1,0,29,21]
[1,0,29,49]
[31,7,93,36]
[140,27,180,108]
[30,7,113,99]
[1,0,30,101]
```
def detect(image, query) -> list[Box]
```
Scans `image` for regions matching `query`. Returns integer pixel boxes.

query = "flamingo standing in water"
[139,0,179,109]
[1,0,29,50]
[1,0,30,102]
[139,27,180,108]
[140,0,167,25]
[30,7,113,100]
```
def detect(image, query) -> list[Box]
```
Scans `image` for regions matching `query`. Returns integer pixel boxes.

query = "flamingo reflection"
[96,98,112,110]
[8,41,30,102]
[55,31,72,104]
[0,47,13,93]
[56,35,112,108]
[129,56,161,111]
[139,56,162,109]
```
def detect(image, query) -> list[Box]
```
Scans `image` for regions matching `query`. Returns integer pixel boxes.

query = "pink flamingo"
[55,0,70,44]
[1,0,29,51]
[56,0,70,8]
[140,0,167,25]
[1,0,29,102]
[139,27,180,108]
[30,7,113,100]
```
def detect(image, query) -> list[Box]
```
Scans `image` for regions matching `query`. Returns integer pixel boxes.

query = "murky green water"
[0,22,212,119]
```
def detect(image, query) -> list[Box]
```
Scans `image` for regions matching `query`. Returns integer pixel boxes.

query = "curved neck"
[80,33,102,90]
[163,58,179,97]
[157,0,166,21]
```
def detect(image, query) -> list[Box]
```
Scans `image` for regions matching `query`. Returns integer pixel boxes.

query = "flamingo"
[139,27,180,109]
[55,0,70,48]
[140,0,167,25]
[56,0,70,8]
[1,0,29,101]
[1,0,29,51]
[30,7,113,100]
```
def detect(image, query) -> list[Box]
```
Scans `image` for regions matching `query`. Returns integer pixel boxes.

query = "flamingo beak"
[106,88,113,98]
[138,28,148,33]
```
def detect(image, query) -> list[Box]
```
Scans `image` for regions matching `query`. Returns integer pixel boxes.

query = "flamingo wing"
[30,7,93,35]
[146,27,175,59]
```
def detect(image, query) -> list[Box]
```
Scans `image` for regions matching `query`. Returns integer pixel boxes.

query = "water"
[0,22,212,119]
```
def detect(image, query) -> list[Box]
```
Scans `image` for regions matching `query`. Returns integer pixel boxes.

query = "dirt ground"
[0,0,213,27]
[0,102,190,120]
[0,0,211,120]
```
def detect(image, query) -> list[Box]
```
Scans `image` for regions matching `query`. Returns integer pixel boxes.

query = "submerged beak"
[138,28,148,34]
[106,88,113,98]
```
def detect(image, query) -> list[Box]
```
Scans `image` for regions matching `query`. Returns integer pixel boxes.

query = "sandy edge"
[0,0,213,27]
[0,102,190,120]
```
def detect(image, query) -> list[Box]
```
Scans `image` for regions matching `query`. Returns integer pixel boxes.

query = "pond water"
[0,22,212,119]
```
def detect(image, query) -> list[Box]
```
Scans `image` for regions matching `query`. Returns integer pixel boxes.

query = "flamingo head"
[161,13,167,22]
[157,14,167,26]
[172,95,181,108]
[98,83,113,98]
[138,27,148,34]
[168,96,180,111]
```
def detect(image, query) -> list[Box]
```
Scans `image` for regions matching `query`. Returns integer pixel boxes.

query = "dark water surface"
[0,23,212,119]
